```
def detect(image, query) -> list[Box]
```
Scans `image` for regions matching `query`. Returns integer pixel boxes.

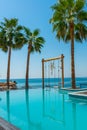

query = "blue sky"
[0,0,87,79]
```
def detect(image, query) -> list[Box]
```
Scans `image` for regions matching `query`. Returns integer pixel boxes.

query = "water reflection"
[25,89,42,130]
[42,89,65,125]
[25,90,30,129]
[6,91,10,122]
[72,103,76,130]
[5,89,79,130]
[42,89,78,130]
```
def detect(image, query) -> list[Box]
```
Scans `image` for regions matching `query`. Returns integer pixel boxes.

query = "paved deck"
[69,91,87,99]
[60,87,87,92]
[0,117,20,130]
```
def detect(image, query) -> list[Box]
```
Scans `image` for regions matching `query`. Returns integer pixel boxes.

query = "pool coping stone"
[0,117,20,130]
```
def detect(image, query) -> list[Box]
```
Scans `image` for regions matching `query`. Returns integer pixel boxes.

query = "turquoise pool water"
[0,88,87,130]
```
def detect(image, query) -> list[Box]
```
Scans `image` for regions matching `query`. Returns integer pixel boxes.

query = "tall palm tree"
[50,0,87,89]
[23,27,45,88]
[0,18,25,88]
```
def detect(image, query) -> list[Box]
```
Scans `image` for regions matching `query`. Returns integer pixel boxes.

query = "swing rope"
[45,63,47,87]
[48,61,50,87]
[53,61,56,86]
[58,60,60,87]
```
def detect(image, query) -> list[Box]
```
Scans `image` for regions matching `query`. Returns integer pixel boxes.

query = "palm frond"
[75,23,87,40]
[29,45,34,53]
[34,42,43,53]
[36,37,45,43]
[16,25,23,31]
[23,26,31,36]
[4,18,18,28]
[74,0,85,12]
[77,11,87,21]
[65,31,71,43]
[75,32,83,43]
[33,29,40,36]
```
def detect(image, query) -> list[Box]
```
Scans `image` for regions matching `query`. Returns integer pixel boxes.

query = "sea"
[0,77,87,89]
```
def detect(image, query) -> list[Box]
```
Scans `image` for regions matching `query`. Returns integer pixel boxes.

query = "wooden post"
[42,59,44,89]
[61,54,64,88]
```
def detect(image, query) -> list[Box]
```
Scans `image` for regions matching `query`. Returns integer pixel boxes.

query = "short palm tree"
[23,27,45,88]
[0,18,25,88]
[50,0,87,89]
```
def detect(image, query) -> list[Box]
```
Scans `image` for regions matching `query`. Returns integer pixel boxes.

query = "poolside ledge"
[0,117,19,130]
[69,91,87,99]
[60,87,87,92]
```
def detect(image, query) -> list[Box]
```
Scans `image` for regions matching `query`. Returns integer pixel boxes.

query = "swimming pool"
[0,88,87,130]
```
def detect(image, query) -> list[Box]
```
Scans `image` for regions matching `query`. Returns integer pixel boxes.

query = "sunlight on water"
[0,89,87,130]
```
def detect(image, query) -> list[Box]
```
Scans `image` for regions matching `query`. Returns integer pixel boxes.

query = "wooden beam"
[43,55,64,62]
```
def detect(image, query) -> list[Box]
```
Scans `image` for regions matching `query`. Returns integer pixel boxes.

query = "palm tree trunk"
[7,47,11,89]
[25,45,31,89]
[70,22,76,89]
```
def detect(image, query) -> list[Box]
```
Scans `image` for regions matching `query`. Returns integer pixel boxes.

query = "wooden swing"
[42,54,64,89]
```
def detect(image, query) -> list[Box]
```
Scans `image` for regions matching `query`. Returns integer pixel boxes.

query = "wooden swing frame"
[42,54,64,89]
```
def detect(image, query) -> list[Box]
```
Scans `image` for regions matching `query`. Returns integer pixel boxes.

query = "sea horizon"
[0,76,87,80]
[0,77,87,89]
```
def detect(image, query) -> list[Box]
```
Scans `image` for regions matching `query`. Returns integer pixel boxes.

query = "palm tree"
[0,18,25,88]
[50,0,87,89]
[23,27,45,88]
